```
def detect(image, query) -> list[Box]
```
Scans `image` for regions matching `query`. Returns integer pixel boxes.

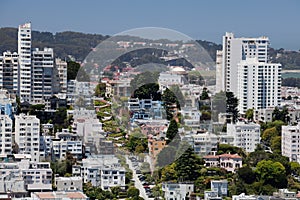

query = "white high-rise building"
[15,114,40,162]
[31,48,54,107]
[282,123,300,163]
[54,58,67,94]
[0,51,19,95]
[227,122,261,152]
[237,58,281,114]
[0,115,13,154]
[216,32,269,93]
[216,32,281,114]
[215,50,224,93]
[18,22,32,102]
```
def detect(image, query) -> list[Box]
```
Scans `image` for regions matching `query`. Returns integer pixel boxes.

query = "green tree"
[67,61,80,81]
[270,153,291,175]
[52,107,68,130]
[290,162,300,176]
[16,95,21,114]
[260,120,285,133]
[246,149,270,167]
[111,186,121,197]
[67,61,90,81]
[94,83,106,97]
[255,160,287,188]
[135,144,145,154]
[245,108,254,121]
[65,151,76,175]
[29,104,45,115]
[175,146,201,181]
[126,132,148,153]
[152,185,163,199]
[162,88,178,120]
[261,127,279,146]
[132,83,161,100]
[127,187,140,198]
[271,136,281,154]
[161,163,177,181]
[166,119,178,142]
[200,111,211,121]
[226,91,239,122]
[237,166,256,184]
[200,87,210,100]
[272,106,289,123]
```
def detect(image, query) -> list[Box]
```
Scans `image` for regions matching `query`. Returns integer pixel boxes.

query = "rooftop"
[32,191,87,199]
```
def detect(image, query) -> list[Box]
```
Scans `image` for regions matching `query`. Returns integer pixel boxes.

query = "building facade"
[22,161,52,191]
[203,154,242,173]
[55,176,82,191]
[237,58,281,114]
[216,32,269,94]
[0,51,19,95]
[31,48,54,107]
[72,156,125,190]
[227,122,261,152]
[15,114,40,162]
[0,115,13,154]
[282,123,300,162]
[18,23,32,102]
[54,58,67,94]
[183,131,218,156]
[211,180,228,197]
[162,183,194,200]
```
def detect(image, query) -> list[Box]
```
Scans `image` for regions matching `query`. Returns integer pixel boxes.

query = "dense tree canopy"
[245,108,254,121]
[67,61,80,80]
[94,83,106,97]
[255,160,287,188]
[166,119,178,142]
[130,71,159,92]
[132,83,161,100]
[126,132,148,153]
[175,146,202,181]
[237,166,256,184]
[200,87,210,100]
[67,61,90,81]
[272,106,290,123]
[261,127,279,146]
[226,91,239,122]
[162,87,182,120]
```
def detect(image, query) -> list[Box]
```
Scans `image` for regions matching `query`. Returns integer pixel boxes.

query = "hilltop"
[0,27,109,61]
[0,27,299,70]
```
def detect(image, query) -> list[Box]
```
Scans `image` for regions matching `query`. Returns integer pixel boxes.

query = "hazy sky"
[1,0,299,50]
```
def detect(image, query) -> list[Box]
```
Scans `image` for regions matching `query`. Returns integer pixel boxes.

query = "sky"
[0,0,300,50]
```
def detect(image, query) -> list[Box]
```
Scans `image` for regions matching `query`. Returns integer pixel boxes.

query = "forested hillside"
[0,27,299,70]
[0,27,109,61]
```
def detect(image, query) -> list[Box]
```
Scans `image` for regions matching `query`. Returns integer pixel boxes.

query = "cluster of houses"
[162,181,300,200]
[2,22,300,200]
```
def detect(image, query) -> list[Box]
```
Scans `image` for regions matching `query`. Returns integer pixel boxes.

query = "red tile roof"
[203,153,242,159]
[219,153,242,159]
